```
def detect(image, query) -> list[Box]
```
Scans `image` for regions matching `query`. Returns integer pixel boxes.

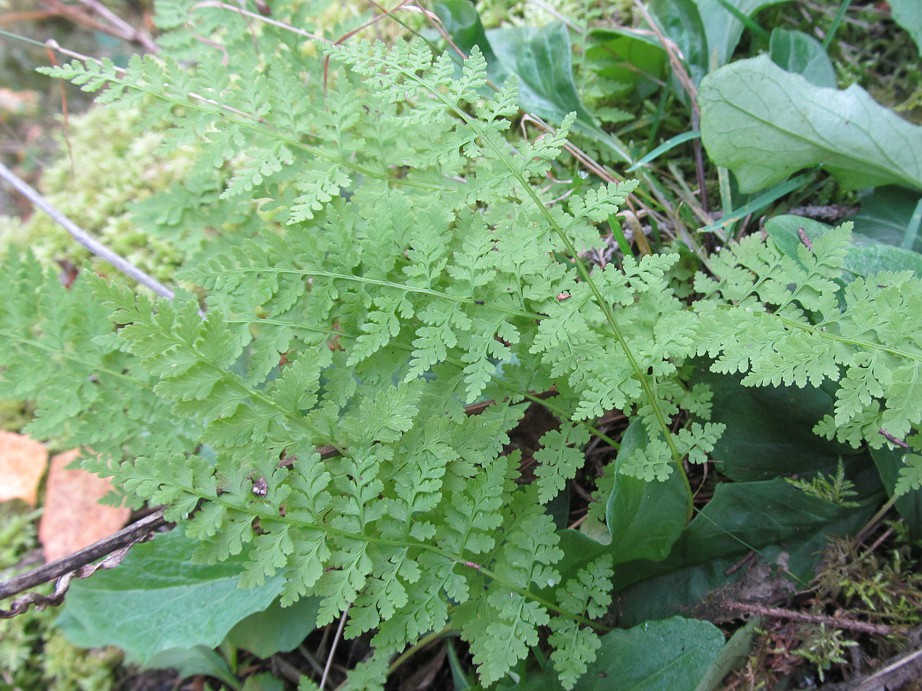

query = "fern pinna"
[9,7,921,687]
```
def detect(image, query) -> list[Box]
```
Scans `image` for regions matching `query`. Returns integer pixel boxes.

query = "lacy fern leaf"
[695,223,922,491]
[549,555,614,689]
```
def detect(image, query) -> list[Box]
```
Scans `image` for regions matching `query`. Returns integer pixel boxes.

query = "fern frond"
[21,33,754,688]
[896,453,922,495]
[696,224,922,474]
[0,251,190,473]
[455,487,565,685]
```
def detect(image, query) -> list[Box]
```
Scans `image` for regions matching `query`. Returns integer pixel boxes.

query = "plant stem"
[387,627,453,675]
[823,0,853,50]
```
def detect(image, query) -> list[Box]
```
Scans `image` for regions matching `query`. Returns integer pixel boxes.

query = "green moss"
[0,107,191,281]
[0,504,121,690]
[0,399,31,433]
[42,632,121,691]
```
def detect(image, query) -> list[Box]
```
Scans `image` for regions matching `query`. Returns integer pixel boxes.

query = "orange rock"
[38,450,130,562]
[0,431,47,506]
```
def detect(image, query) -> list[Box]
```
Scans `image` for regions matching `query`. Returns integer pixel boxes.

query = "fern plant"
[25,28,718,686]
[2,2,920,687]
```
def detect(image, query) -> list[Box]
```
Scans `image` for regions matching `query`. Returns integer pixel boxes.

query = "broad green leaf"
[845,240,922,278]
[576,617,725,690]
[614,554,744,626]
[485,22,631,162]
[696,367,856,481]
[242,673,286,691]
[606,421,690,562]
[763,215,858,259]
[769,28,835,87]
[871,445,922,537]
[431,1,498,66]
[614,479,877,624]
[144,646,240,689]
[486,23,595,126]
[891,0,922,55]
[612,478,878,592]
[673,482,880,580]
[694,0,790,72]
[56,529,284,665]
[766,215,922,279]
[649,0,789,86]
[514,617,725,691]
[648,0,708,87]
[699,55,922,193]
[694,618,759,691]
[225,596,320,658]
[851,186,922,252]
[586,27,668,99]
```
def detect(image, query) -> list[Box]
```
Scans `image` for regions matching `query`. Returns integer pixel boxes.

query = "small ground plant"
[2,1,922,688]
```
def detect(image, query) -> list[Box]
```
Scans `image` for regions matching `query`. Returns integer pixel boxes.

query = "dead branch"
[0,509,168,617]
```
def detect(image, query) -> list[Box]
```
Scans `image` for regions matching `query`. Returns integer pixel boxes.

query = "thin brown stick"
[879,428,909,449]
[837,647,922,691]
[723,600,898,636]
[0,509,168,613]
[632,1,698,113]
[322,0,415,90]
[0,161,176,301]
[33,0,157,52]
[520,114,619,184]
[0,10,58,25]
[71,0,159,53]
[321,608,350,690]
[632,0,709,213]
[192,1,325,42]
[690,109,709,213]
[416,1,473,63]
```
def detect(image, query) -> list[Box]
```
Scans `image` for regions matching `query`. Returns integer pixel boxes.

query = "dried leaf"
[0,430,47,506]
[39,450,130,562]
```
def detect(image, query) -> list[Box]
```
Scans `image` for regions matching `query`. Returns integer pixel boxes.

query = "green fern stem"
[709,302,922,369]
[0,330,144,386]
[387,626,455,675]
[220,318,622,451]
[789,315,921,364]
[222,268,539,321]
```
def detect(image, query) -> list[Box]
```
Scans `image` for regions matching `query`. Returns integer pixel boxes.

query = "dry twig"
[0,161,176,301]
[0,509,168,617]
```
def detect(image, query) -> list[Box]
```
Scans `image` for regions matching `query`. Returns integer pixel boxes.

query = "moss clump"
[0,106,191,281]
[0,503,122,690]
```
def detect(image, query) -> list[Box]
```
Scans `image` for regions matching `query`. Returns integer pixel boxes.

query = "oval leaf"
[769,28,836,87]
[56,529,285,666]
[576,617,725,691]
[700,55,922,193]
[606,421,690,562]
